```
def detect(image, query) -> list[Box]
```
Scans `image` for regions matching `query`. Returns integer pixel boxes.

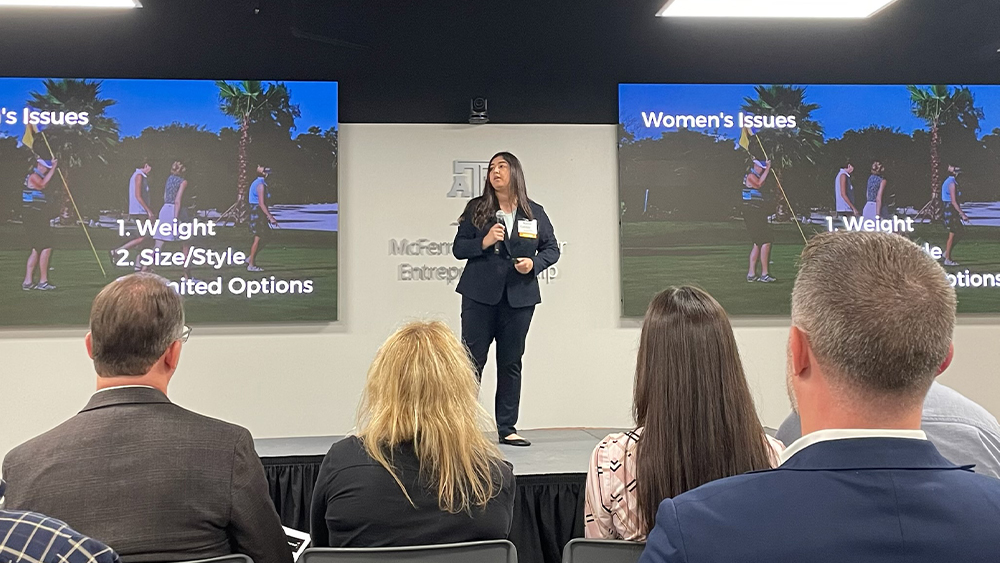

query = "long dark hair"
[633,286,772,535]
[462,152,534,229]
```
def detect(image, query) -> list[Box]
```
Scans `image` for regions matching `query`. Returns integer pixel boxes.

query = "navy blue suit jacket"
[640,438,1000,563]
[453,198,559,308]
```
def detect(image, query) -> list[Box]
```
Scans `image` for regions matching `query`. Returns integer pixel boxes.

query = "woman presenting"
[453,152,560,447]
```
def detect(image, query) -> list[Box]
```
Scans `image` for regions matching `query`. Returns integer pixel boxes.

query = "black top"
[309,436,516,548]
[453,198,559,308]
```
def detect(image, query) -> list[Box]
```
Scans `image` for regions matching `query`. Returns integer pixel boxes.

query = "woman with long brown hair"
[309,320,515,547]
[452,151,560,447]
[584,286,782,541]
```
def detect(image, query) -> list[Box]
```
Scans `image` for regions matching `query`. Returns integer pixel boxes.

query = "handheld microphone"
[494,210,505,255]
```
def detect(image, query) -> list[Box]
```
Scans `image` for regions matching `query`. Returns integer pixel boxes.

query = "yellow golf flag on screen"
[21,123,35,149]
[738,127,751,151]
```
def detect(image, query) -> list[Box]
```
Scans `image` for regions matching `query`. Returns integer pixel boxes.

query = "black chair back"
[176,555,254,563]
[301,540,517,563]
[561,539,645,563]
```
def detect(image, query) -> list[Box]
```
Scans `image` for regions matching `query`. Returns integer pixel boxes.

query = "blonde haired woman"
[309,321,516,547]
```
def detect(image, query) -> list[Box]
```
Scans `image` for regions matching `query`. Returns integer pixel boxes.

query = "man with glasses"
[2,273,292,563]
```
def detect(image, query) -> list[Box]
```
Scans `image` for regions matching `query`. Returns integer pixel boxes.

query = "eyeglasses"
[179,325,192,343]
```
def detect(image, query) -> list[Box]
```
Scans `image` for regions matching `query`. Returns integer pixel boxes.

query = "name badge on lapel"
[517,219,538,239]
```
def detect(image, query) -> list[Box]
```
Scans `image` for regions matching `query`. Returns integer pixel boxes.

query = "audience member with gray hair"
[776,383,1000,478]
[639,231,1000,563]
[3,273,292,563]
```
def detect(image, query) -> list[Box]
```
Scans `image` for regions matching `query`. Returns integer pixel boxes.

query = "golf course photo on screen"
[1,78,338,326]
[619,83,1000,317]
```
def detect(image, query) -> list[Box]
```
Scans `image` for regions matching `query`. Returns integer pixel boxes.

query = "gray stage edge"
[254,428,626,476]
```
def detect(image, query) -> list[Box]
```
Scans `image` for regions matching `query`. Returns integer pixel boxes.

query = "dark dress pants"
[461,292,535,438]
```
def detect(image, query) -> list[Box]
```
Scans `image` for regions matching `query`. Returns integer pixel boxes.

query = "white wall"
[3,123,999,460]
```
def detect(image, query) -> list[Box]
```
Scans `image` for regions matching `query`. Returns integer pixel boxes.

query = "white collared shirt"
[94,384,157,394]
[779,428,927,466]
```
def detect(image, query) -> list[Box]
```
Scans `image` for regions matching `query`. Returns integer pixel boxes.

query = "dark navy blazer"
[453,198,559,308]
[639,437,1000,563]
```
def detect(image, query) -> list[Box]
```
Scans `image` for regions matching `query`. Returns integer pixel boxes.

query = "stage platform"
[255,427,618,475]
[255,428,620,563]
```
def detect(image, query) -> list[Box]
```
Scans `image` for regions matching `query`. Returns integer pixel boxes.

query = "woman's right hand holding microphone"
[482,223,505,250]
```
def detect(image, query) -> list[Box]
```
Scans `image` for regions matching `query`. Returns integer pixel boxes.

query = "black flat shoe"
[499,435,531,447]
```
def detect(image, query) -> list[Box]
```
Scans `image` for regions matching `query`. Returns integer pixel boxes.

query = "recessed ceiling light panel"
[0,0,141,7]
[657,0,900,19]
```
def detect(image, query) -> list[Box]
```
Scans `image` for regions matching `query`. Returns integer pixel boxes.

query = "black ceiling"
[0,0,996,123]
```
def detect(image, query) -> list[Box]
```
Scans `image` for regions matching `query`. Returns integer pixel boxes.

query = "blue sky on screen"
[0,78,338,138]
[619,84,1000,141]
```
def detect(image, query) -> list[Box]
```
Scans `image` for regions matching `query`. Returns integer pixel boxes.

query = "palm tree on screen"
[27,78,120,166]
[216,80,298,222]
[742,85,824,220]
[27,79,121,221]
[907,85,983,220]
[741,85,824,171]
